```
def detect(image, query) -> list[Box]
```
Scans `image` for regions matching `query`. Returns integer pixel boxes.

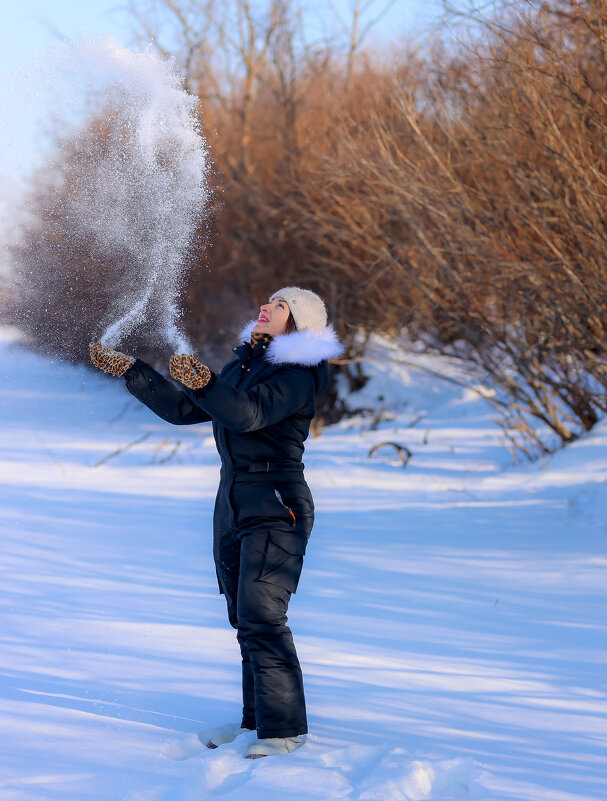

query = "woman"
[89,287,343,759]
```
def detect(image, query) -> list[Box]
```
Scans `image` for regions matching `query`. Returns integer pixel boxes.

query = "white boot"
[245,734,304,759]
[198,723,254,749]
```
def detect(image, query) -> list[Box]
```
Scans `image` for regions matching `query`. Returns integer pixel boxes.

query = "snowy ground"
[0,327,606,801]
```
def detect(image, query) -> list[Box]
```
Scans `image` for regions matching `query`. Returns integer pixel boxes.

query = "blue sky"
[0,1,437,65]
[1,1,132,65]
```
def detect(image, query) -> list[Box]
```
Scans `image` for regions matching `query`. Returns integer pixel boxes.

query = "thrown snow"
[0,326,606,801]
[5,38,209,353]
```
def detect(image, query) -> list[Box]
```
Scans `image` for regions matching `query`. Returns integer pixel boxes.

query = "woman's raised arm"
[125,359,212,425]
[178,366,315,433]
[89,343,210,425]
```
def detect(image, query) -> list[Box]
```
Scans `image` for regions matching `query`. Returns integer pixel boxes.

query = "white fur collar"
[239,320,344,367]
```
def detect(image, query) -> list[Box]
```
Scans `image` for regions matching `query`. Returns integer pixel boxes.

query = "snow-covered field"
[0,327,606,801]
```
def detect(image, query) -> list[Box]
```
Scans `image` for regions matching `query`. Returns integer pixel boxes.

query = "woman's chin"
[252,322,268,334]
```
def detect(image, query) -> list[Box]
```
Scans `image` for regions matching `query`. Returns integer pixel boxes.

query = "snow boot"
[198,723,254,749]
[245,734,305,759]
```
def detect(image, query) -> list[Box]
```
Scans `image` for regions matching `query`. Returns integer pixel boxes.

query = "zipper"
[275,489,296,522]
[227,356,246,517]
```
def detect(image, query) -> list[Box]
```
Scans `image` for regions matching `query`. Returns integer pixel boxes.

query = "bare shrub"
[287,0,607,453]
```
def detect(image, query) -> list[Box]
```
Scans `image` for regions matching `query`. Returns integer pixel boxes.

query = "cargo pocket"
[257,531,307,594]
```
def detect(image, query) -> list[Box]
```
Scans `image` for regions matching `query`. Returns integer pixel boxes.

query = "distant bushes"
[8,0,607,452]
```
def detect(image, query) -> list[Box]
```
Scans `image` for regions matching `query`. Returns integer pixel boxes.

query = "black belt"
[238,461,304,473]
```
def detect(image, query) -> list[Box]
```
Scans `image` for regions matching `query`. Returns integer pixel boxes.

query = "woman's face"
[252,297,291,336]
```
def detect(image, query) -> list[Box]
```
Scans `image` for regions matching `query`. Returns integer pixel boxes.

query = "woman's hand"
[169,354,212,390]
[89,342,135,377]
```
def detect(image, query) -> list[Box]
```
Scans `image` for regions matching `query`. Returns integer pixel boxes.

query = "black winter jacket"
[122,323,343,592]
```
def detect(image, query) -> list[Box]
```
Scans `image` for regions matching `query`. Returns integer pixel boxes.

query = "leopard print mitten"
[89,341,135,377]
[169,353,212,390]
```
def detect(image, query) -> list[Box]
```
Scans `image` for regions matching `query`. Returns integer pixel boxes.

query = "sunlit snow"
[1,326,605,800]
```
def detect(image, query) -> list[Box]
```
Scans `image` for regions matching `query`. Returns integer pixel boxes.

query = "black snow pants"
[214,470,313,740]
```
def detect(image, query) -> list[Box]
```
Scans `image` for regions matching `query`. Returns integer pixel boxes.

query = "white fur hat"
[269,286,327,333]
